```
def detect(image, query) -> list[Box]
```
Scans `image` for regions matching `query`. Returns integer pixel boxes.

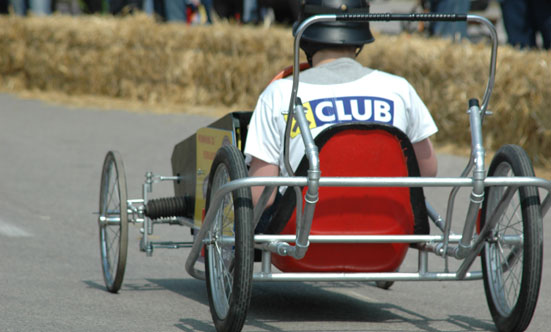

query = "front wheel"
[481,145,543,332]
[204,145,254,332]
[98,151,129,293]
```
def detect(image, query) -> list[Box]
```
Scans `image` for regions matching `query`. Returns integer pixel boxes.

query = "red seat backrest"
[271,124,426,273]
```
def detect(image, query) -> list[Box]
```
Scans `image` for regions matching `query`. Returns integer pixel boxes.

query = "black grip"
[469,98,480,108]
[336,13,468,22]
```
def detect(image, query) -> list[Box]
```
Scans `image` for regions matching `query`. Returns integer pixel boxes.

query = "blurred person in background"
[242,0,257,23]
[429,0,470,39]
[109,0,142,14]
[1,0,8,13]
[10,0,51,15]
[162,0,212,24]
[163,0,187,21]
[200,0,212,24]
[500,0,551,49]
[243,0,265,24]
[82,0,102,13]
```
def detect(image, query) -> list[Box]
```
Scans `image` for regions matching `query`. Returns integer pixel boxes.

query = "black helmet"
[295,0,375,62]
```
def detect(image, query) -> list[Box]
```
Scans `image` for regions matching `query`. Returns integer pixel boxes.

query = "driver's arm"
[248,157,279,207]
[413,138,438,177]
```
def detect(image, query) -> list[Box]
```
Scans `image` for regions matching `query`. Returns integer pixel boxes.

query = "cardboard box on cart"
[170,112,253,229]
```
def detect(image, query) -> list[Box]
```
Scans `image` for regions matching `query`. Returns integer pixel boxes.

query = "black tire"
[98,151,129,293]
[205,145,254,332]
[481,145,543,332]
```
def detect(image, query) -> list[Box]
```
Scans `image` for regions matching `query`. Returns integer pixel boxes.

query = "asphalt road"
[1,92,550,332]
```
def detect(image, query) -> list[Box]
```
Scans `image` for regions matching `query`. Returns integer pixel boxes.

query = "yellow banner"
[194,127,235,227]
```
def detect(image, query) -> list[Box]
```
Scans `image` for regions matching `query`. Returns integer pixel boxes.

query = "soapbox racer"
[97,12,550,332]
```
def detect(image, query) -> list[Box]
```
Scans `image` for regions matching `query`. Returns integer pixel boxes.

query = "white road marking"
[0,218,32,237]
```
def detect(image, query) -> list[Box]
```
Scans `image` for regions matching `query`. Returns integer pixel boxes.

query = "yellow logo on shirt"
[283,102,317,138]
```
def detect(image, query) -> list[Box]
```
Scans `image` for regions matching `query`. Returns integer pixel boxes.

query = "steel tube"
[253,271,483,282]
[194,176,551,190]
[466,15,498,116]
[456,102,486,259]
[253,234,464,244]
[292,102,320,259]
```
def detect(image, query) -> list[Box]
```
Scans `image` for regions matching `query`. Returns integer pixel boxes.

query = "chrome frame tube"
[253,271,483,282]
[426,201,446,232]
[291,102,320,259]
[466,15,498,117]
[183,175,551,192]
[455,102,486,259]
[219,233,521,247]
[252,234,464,244]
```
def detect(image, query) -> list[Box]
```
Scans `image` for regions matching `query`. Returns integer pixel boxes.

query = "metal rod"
[291,101,320,259]
[253,234,464,244]
[189,175,551,190]
[151,241,193,249]
[419,251,429,275]
[466,15,498,117]
[261,250,272,274]
[426,201,445,232]
[98,216,120,226]
[455,101,486,259]
[253,271,482,282]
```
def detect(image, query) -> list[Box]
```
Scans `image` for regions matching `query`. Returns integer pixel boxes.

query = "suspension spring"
[144,196,192,220]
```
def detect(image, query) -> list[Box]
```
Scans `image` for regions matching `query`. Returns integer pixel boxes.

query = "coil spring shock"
[144,196,192,220]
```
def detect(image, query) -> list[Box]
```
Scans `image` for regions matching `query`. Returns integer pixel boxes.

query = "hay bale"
[0,14,550,166]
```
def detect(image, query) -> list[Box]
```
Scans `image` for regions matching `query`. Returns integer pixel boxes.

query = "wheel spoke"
[106,171,119,213]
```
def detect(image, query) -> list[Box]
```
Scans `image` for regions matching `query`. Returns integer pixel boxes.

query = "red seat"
[268,124,429,273]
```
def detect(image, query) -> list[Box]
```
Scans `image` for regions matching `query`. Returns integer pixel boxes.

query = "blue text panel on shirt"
[287,96,395,138]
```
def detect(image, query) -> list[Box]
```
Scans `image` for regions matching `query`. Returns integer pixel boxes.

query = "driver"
[244,0,438,231]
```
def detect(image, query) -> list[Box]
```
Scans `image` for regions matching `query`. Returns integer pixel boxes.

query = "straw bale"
[0,14,550,166]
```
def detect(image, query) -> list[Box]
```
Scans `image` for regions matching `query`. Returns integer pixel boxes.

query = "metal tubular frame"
[119,13,547,283]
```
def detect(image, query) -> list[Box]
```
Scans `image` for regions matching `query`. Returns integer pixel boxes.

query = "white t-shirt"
[244,58,437,181]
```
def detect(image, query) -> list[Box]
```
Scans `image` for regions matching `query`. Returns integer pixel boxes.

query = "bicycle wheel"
[204,145,254,332]
[98,151,129,293]
[481,145,543,332]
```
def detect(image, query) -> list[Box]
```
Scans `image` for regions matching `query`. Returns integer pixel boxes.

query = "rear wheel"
[205,145,254,332]
[481,145,543,332]
[98,151,128,293]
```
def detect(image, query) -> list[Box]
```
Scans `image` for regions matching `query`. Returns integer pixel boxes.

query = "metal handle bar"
[336,13,467,22]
